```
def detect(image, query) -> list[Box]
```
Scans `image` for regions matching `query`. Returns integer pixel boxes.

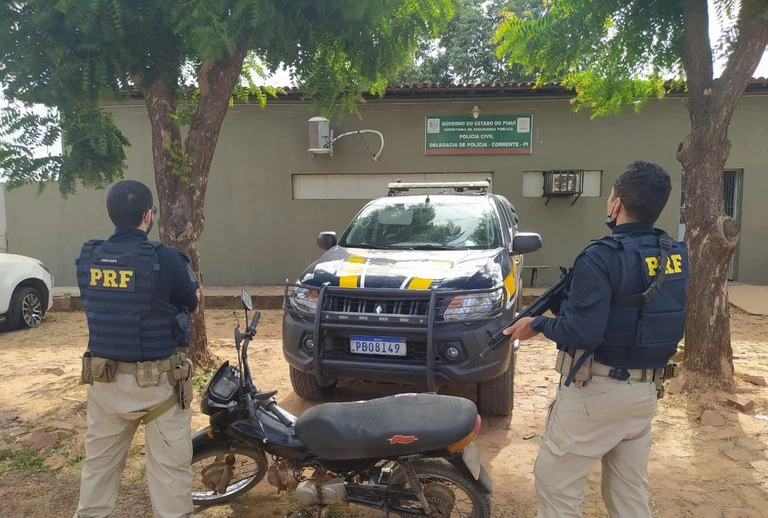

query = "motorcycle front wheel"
[191,445,268,505]
[389,459,492,518]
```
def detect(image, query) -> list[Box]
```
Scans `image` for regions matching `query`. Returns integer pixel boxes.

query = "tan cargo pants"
[535,375,659,518]
[74,372,194,518]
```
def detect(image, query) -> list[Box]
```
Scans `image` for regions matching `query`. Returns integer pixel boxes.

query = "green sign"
[424,115,533,155]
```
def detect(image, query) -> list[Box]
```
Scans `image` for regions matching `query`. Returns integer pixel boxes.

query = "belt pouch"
[572,353,594,384]
[80,351,93,385]
[91,357,117,383]
[555,349,567,373]
[136,361,163,387]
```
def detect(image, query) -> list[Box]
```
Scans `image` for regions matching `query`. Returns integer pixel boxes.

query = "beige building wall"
[5,92,767,286]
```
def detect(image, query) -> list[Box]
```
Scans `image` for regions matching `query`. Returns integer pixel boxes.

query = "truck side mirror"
[512,232,542,254]
[317,231,337,251]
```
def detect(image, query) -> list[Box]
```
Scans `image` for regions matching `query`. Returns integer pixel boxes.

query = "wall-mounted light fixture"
[471,106,481,119]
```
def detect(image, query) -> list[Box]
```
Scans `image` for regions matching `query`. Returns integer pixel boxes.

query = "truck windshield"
[341,201,498,249]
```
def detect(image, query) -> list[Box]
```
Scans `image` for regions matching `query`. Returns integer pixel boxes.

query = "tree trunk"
[677,126,737,387]
[676,0,768,386]
[140,45,248,366]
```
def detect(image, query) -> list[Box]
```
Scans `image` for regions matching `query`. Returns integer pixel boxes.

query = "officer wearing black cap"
[74,179,199,518]
[505,161,689,518]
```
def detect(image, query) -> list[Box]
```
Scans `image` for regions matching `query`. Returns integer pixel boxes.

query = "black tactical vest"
[76,239,178,361]
[593,231,689,369]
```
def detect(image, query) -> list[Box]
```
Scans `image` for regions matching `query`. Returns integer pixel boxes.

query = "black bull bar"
[284,282,507,392]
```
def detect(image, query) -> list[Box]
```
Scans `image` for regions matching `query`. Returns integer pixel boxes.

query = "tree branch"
[713,0,768,116]
[681,0,714,96]
[183,41,249,199]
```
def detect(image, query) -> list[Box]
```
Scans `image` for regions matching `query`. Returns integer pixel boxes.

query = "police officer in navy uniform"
[74,180,199,518]
[504,161,689,518]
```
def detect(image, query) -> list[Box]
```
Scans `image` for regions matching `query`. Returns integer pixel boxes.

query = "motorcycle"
[191,290,493,517]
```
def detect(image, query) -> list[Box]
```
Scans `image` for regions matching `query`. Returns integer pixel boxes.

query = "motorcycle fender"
[192,427,221,453]
[450,443,493,495]
[461,442,482,479]
[476,463,493,494]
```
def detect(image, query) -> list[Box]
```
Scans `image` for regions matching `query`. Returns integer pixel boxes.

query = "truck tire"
[289,366,338,400]
[477,353,515,417]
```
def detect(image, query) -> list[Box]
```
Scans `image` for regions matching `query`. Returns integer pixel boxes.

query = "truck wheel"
[477,353,515,417]
[289,366,338,400]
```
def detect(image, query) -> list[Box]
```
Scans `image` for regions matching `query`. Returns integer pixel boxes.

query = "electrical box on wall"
[543,170,584,205]
[307,117,385,161]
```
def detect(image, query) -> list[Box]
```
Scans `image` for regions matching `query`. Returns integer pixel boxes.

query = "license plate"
[349,336,406,357]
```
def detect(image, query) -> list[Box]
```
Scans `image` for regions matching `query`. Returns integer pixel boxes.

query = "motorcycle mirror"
[241,290,253,311]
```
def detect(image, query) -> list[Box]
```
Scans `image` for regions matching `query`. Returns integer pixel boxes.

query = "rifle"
[479,267,573,358]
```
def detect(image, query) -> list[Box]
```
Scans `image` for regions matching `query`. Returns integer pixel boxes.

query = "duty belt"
[591,360,666,382]
[115,355,179,375]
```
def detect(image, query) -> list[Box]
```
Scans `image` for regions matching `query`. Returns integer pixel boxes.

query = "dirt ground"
[0,308,767,518]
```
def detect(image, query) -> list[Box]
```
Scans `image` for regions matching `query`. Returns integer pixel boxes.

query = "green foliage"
[0,447,48,474]
[393,0,543,85]
[495,0,685,115]
[0,0,456,193]
[192,366,214,391]
[234,54,287,108]
[166,140,196,191]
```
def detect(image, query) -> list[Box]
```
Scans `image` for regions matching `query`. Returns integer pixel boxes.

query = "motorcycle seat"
[294,393,478,460]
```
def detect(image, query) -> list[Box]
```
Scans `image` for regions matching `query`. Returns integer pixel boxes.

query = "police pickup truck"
[283,181,541,415]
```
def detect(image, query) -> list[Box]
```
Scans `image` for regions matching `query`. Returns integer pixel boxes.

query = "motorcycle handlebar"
[249,311,261,332]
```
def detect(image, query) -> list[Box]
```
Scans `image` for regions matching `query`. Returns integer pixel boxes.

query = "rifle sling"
[612,235,674,306]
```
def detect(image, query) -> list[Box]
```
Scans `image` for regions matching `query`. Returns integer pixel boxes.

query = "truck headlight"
[442,289,503,321]
[287,286,318,314]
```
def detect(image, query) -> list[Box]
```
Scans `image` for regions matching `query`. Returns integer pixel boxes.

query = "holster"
[653,363,677,399]
[80,351,93,385]
[91,356,118,383]
[168,354,194,409]
[555,349,594,386]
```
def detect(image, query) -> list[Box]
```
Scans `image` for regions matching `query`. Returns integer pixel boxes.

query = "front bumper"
[282,283,516,389]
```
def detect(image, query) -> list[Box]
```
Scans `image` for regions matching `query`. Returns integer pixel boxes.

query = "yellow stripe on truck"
[339,255,365,287]
[503,268,517,301]
[408,277,432,290]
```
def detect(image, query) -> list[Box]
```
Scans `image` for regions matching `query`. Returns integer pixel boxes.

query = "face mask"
[605,199,618,230]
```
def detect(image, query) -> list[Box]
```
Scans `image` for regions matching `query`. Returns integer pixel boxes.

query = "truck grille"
[323,294,432,316]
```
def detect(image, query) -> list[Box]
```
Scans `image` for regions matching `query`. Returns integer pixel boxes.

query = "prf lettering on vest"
[645,254,684,277]
[89,267,135,288]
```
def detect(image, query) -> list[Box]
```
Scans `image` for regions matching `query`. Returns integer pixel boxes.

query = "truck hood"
[298,247,505,290]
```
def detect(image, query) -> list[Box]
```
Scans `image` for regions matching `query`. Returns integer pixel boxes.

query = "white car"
[0,253,55,331]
